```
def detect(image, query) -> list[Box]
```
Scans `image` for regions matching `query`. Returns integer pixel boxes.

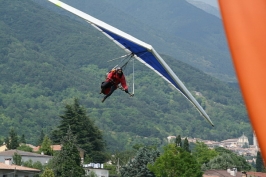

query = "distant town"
[167,132,259,164]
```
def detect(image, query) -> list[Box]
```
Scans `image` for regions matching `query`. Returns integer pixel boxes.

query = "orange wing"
[219,0,266,161]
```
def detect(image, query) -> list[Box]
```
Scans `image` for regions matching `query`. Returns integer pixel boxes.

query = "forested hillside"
[0,0,251,152]
[35,0,235,82]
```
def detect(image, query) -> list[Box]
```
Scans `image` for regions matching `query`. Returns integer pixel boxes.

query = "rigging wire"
[108,53,135,96]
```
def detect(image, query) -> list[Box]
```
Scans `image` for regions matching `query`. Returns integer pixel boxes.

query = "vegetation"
[22,159,43,171]
[256,151,265,172]
[39,136,53,156]
[203,147,251,171]
[148,144,202,177]
[0,0,252,153]
[17,144,33,152]
[51,128,85,177]
[192,142,218,165]
[40,168,55,177]
[51,98,107,163]
[120,146,160,177]
[5,128,19,150]
[13,152,22,165]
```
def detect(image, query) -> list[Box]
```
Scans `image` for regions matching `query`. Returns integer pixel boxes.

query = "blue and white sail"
[48,0,214,126]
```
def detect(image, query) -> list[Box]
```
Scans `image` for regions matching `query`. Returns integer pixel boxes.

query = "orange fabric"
[218,0,266,161]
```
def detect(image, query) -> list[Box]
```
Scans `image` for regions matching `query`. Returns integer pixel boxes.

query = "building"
[0,150,52,165]
[237,134,249,147]
[33,144,85,162]
[253,131,258,148]
[0,145,7,152]
[0,158,40,177]
[83,163,109,177]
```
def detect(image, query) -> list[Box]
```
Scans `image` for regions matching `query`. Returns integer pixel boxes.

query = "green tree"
[41,168,55,177]
[175,135,182,147]
[52,128,85,177]
[6,128,19,150]
[193,141,218,165]
[51,98,106,163]
[33,161,43,171]
[40,135,53,156]
[183,137,190,152]
[202,153,235,170]
[214,147,251,171]
[17,144,33,152]
[22,159,33,168]
[148,144,202,177]
[256,151,264,172]
[120,146,160,177]
[23,160,43,171]
[13,152,22,165]
[20,134,26,144]
[38,130,45,146]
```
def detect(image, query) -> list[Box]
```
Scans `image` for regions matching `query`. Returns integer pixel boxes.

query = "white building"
[237,134,249,147]
[0,158,40,177]
[83,163,109,177]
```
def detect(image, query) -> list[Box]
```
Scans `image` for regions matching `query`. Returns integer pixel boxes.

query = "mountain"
[186,0,221,18]
[34,0,235,82]
[0,0,251,151]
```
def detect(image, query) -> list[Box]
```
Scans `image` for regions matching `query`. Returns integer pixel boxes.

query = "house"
[0,150,52,165]
[33,145,85,162]
[0,144,36,153]
[203,169,248,177]
[83,163,109,177]
[0,145,7,152]
[0,158,40,177]
[246,171,266,177]
[33,144,61,152]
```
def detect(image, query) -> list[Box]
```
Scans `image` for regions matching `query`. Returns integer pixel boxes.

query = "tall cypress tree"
[37,130,45,146]
[40,136,53,156]
[256,151,264,172]
[52,128,85,177]
[183,137,190,152]
[20,134,26,144]
[6,128,19,150]
[51,98,106,163]
[175,135,182,147]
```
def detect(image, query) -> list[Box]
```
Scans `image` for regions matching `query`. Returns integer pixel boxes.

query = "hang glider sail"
[48,0,214,126]
[219,0,266,161]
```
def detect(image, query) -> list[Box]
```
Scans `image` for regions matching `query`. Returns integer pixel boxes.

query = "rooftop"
[0,162,40,172]
[0,150,51,157]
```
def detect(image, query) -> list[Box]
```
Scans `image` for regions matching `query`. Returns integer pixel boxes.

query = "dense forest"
[0,0,252,152]
[36,0,234,82]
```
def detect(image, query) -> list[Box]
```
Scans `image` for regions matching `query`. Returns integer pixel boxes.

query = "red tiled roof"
[246,171,266,177]
[52,145,62,151]
[204,170,266,177]
[33,145,62,152]
[203,170,244,177]
[0,162,40,171]
[33,145,85,152]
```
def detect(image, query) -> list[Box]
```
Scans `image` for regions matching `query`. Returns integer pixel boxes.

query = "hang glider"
[48,0,214,127]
